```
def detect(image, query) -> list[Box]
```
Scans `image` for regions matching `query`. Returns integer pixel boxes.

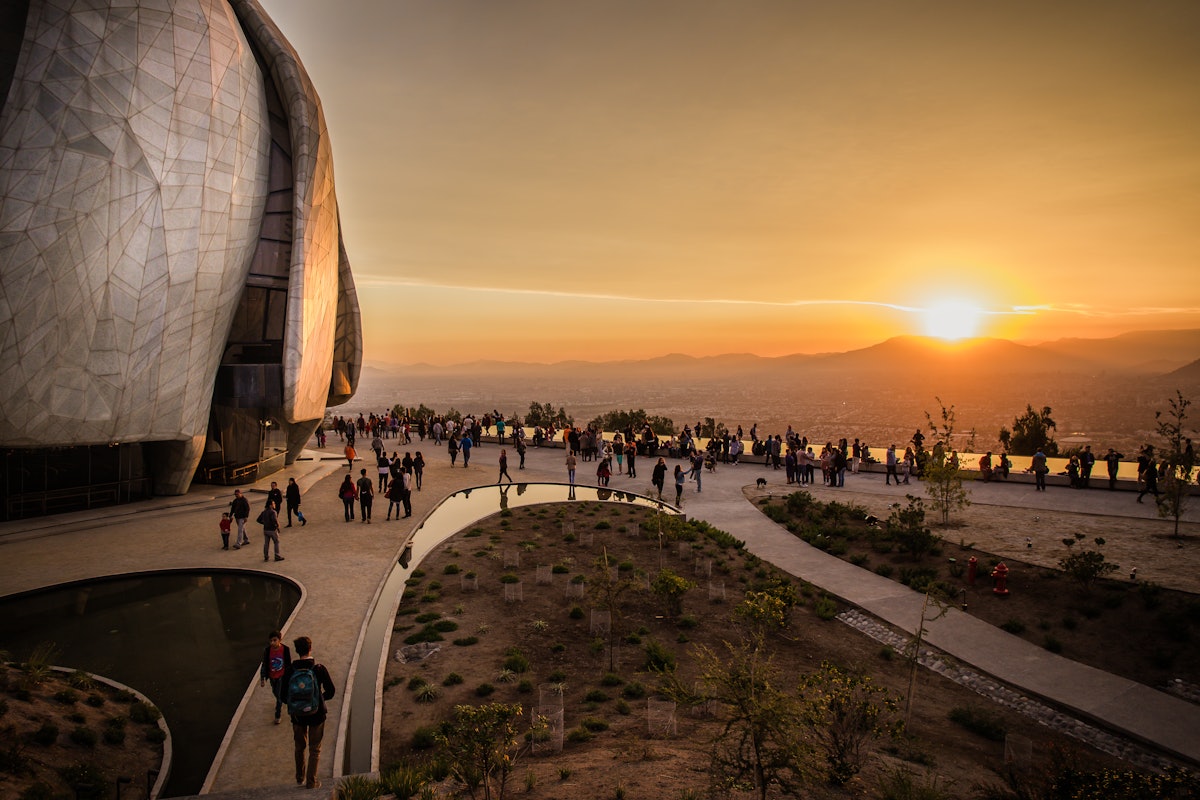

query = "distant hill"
[1034,329,1200,374]
[364,329,1200,385]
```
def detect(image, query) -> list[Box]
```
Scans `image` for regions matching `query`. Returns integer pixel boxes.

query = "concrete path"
[1,438,1198,797]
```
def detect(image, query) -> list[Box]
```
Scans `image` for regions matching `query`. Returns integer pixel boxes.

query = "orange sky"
[262,0,1200,364]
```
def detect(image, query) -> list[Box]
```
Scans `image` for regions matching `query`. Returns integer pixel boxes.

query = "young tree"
[661,633,810,800]
[798,661,902,785]
[998,404,1059,456]
[924,398,971,525]
[1154,390,1195,539]
[650,568,695,618]
[886,495,942,561]
[438,702,526,800]
[588,547,642,671]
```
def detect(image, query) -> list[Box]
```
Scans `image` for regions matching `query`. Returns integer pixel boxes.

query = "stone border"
[49,665,173,799]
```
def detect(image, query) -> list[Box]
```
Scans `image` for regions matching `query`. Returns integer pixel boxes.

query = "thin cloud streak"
[354,274,1044,316]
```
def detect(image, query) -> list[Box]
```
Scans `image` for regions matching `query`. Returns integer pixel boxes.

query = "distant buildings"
[0,0,360,519]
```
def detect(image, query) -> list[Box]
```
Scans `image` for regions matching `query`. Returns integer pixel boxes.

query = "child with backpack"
[259,630,292,724]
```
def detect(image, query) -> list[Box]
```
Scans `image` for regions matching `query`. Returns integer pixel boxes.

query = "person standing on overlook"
[1032,448,1048,491]
[1137,445,1159,503]
[565,451,577,485]
[1080,445,1096,488]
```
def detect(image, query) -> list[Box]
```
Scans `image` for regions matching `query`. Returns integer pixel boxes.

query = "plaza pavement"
[1,439,1199,797]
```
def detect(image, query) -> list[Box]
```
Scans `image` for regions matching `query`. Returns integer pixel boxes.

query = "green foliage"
[128,701,160,724]
[798,661,902,786]
[874,767,956,800]
[736,590,790,631]
[502,651,531,673]
[438,702,526,800]
[587,409,675,436]
[887,496,942,561]
[524,401,573,429]
[651,569,695,618]
[411,725,439,750]
[923,400,971,525]
[948,705,1007,741]
[336,774,384,800]
[1058,538,1119,591]
[1153,391,1195,539]
[999,404,1058,456]
[443,672,464,687]
[643,639,677,672]
[813,595,839,620]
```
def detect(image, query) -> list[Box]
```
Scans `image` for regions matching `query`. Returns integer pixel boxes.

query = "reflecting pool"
[0,570,300,797]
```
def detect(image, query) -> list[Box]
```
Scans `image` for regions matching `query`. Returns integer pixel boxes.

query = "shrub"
[414,612,441,623]
[145,727,167,743]
[336,774,384,800]
[412,724,439,750]
[615,699,631,715]
[30,723,58,746]
[566,727,593,743]
[453,636,479,647]
[54,689,78,705]
[643,640,676,672]
[517,680,534,694]
[407,676,428,691]
[622,681,647,700]
[443,563,461,575]
[503,653,531,673]
[129,701,161,724]
[948,706,1006,741]
[581,717,609,732]
[1000,619,1026,635]
[584,689,610,703]
[1043,636,1063,653]
[69,726,98,747]
[568,605,584,619]
[443,673,464,687]
[102,726,126,745]
[433,620,459,632]
[547,669,567,683]
[85,694,105,708]
[475,683,495,697]
[414,684,439,703]
[813,594,839,620]
[600,672,623,687]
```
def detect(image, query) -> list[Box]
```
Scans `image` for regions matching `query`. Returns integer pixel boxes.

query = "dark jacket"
[261,643,292,681]
[230,494,250,520]
[286,482,302,506]
[282,656,336,725]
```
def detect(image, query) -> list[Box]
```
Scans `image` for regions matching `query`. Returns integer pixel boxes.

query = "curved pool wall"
[336,482,677,776]
[0,569,301,797]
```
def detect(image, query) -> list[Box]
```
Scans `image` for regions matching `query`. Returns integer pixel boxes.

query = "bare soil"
[0,664,165,800]
[380,501,1145,800]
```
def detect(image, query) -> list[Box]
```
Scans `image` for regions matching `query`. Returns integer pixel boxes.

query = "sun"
[922,299,985,341]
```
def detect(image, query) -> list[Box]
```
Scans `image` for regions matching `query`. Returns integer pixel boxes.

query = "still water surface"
[0,570,300,797]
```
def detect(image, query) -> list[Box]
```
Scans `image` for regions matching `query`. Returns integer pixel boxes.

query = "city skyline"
[262,0,1200,364]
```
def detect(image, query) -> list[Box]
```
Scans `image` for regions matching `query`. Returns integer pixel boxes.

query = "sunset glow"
[922,300,986,341]
[261,0,1200,364]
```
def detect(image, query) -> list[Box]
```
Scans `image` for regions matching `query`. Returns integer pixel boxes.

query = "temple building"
[0,0,361,519]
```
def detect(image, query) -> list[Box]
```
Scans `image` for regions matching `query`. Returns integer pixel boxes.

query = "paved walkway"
[1,439,1198,797]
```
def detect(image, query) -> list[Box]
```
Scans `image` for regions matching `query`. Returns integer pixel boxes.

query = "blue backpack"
[286,665,321,716]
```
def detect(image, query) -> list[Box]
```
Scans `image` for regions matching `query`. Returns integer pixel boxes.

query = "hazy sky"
[260,0,1200,364]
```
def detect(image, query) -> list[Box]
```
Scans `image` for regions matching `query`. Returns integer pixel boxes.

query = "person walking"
[259,631,291,725]
[282,636,336,789]
[343,441,356,470]
[625,442,637,478]
[448,435,459,467]
[885,444,901,485]
[385,479,404,521]
[673,464,686,505]
[356,469,374,523]
[651,457,667,499]
[516,438,526,469]
[460,433,473,467]
[285,477,306,527]
[338,475,357,521]
[498,449,514,483]
[413,451,425,490]
[565,452,577,485]
[259,499,283,562]
[1137,446,1159,503]
[230,488,251,549]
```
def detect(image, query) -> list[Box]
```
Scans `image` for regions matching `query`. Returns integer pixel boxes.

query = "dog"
[756,477,768,489]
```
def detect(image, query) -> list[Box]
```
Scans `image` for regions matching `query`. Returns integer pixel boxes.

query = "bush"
[129,701,161,724]
[566,727,593,743]
[407,676,428,691]
[84,694,105,708]
[581,716,609,732]
[145,727,167,743]
[69,726,98,747]
[502,653,531,673]
[102,725,126,745]
[54,689,78,706]
[948,706,1006,741]
[414,684,439,703]
[453,636,479,647]
[475,683,495,697]
[443,672,464,687]
[622,681,647,700]
[643,640,676,672]
[433,620,459,632]
[443,563,461,575]
[412,724,439,750]
[336,774,384,800]
[600,672,623,687]
[30,723,58,746]
[584,689,610,703]
[813,595,839,620]
[1000,619,1026,635]
[414,612,441,623]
